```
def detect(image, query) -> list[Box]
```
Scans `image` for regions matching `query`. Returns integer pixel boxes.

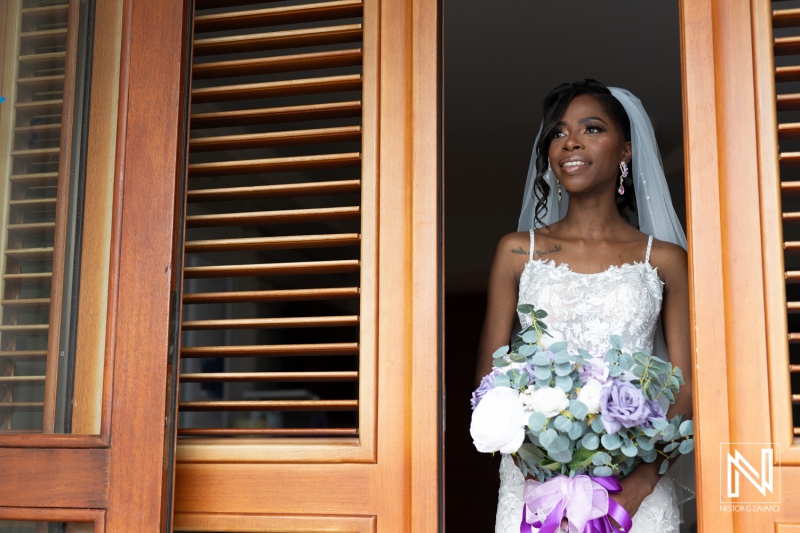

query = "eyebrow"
[555,116,608,126]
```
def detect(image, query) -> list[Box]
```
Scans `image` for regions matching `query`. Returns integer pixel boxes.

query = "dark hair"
[533,79,636,228]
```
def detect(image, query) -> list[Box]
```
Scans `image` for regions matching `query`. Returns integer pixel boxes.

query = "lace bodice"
[517,230,663,355]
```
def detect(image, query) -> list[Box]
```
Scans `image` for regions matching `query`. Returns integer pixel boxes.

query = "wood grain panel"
[174,512,375,533]
[0,448,107,508]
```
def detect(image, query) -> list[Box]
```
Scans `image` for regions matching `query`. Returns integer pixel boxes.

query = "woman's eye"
[585,124,605,134]
[552,130,566,139]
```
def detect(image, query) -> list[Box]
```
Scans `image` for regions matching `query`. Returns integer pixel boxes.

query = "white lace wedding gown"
[495,230,681,533]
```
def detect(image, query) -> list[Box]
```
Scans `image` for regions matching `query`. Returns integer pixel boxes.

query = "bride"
[476,80,693,532]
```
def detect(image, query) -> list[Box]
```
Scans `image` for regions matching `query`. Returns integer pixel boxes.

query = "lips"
[559,156,590,174]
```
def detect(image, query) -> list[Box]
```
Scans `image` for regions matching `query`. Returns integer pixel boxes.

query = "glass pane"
[0,0,118,434]
[0,522,93,533]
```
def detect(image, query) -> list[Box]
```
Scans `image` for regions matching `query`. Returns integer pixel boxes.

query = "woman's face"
[547,94,631,197]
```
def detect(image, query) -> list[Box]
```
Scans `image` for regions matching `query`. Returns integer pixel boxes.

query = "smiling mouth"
[561,160,589,173]
[562,161,588,168]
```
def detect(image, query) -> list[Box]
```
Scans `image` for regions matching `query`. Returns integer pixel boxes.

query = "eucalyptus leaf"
[517,304,535,314]
[632,365,645,378]
[493,358,510,368]
[679,438,695,454]
[661,425,675,442]
[548,435,571,454]
[619,352,635,370]
[532,354,551,366]
[652,418,669,431]
[658,458,670,475]
[516,372,530,389]
[662,389,675,403]
[549,342,568,353]
[577,348,592,360]
[539,429,557,448]
[592,451,612,465]
[554,415,573,433]
[601,433,622,450]
[568,421,584,440]
[620,442,638,458]
[554,362,573,377]
[534,366,552,380]
[509,352,527,363]
[641,448,658,462]
[679,420,694,437]
[522,331,539,344]
[605,350,619,364]
[553,352,571,365]
[609,366,623,377]
[555,375,574,392]
[492,346,510,359]
[568,400,588,421]
[519,344,535,356]
[593,466,613,477]
[582,434,600,450]
[663,441,680,453]
[493,374,511,388]
[534,309,548,319]
[636,436,654,451]
[551,449,573,463]
[591,416,605,433]
[528,412,547,430]
[609,335,624,350]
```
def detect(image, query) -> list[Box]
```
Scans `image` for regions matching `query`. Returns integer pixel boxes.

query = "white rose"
[576,378,603,414]
[529,386,569,418]
[470,387,526,453]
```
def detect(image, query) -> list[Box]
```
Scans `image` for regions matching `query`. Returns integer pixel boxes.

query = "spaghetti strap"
[645,235,654,264]
[529,230,535,261]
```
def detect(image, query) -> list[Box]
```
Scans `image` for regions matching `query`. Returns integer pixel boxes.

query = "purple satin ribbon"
[520,476,633,533]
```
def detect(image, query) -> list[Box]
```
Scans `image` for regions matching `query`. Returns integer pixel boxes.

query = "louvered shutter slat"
[190,126,360,152]
[177,428,358,436]
[193,24,363,56]
[191,101,362,129]
[183,287,359,304]
[186,206,360,227]
[194,49,363,80]
[193,0,363,33]
[181,342,358,358]
[180,371,357,382]
[191,74,362,104]
[185,233,361,253]
[179,399,358,411]
[188,180,360,201]
[188,153,361,177]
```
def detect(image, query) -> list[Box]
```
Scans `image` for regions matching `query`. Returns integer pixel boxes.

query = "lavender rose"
[642,398,666,429]
[471,368,502,410]
[599,380,650,434]
[578,354,610,384]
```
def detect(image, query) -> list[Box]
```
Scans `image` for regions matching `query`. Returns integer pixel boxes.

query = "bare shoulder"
[648,238,688,284]
[495,231,531,257]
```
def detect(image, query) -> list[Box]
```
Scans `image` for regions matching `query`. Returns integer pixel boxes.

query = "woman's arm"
[475,233,526,385]
[613,241,692,516]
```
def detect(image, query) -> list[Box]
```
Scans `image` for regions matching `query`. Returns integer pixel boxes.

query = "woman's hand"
[610,461,661,521]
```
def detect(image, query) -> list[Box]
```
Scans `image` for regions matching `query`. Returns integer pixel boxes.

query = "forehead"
[559,94,611,122]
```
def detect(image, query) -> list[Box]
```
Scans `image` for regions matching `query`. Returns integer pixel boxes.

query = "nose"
[563,131,582,150]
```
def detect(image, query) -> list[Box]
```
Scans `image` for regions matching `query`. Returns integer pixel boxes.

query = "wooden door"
[681,0,800,530]
[0,0,189,530]
[171,0,441,532]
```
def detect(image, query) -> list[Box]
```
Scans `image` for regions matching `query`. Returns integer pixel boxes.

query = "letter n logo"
[726,448,773,497]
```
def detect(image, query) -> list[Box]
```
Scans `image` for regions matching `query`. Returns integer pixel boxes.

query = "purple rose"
[578,354,610,384]
[641,399,666,429]
[599,380,650,434]
[471,368,501,410]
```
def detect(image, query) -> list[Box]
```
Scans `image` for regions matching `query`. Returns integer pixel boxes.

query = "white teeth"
[563,161,587,167]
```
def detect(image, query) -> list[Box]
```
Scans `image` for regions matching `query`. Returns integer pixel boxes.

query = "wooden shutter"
[0,0,73,434]
[773,1,800,449]
[177,0,368,439]
[172,0,440,530]
[0,0,204,530]
[682,0,800,530]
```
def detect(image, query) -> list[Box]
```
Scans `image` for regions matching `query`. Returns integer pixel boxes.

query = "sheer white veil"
[517,85,695,510]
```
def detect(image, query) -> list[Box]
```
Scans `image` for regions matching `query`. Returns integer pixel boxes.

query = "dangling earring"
[557,179,562,201]
[618,161,629,195]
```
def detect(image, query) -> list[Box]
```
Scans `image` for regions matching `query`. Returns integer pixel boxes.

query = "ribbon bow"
[520,475,633,533]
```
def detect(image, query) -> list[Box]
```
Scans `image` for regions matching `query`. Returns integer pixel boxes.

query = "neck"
[559,191,628,240]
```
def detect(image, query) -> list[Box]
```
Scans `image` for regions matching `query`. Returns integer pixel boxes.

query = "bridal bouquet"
[470,305,694,533]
